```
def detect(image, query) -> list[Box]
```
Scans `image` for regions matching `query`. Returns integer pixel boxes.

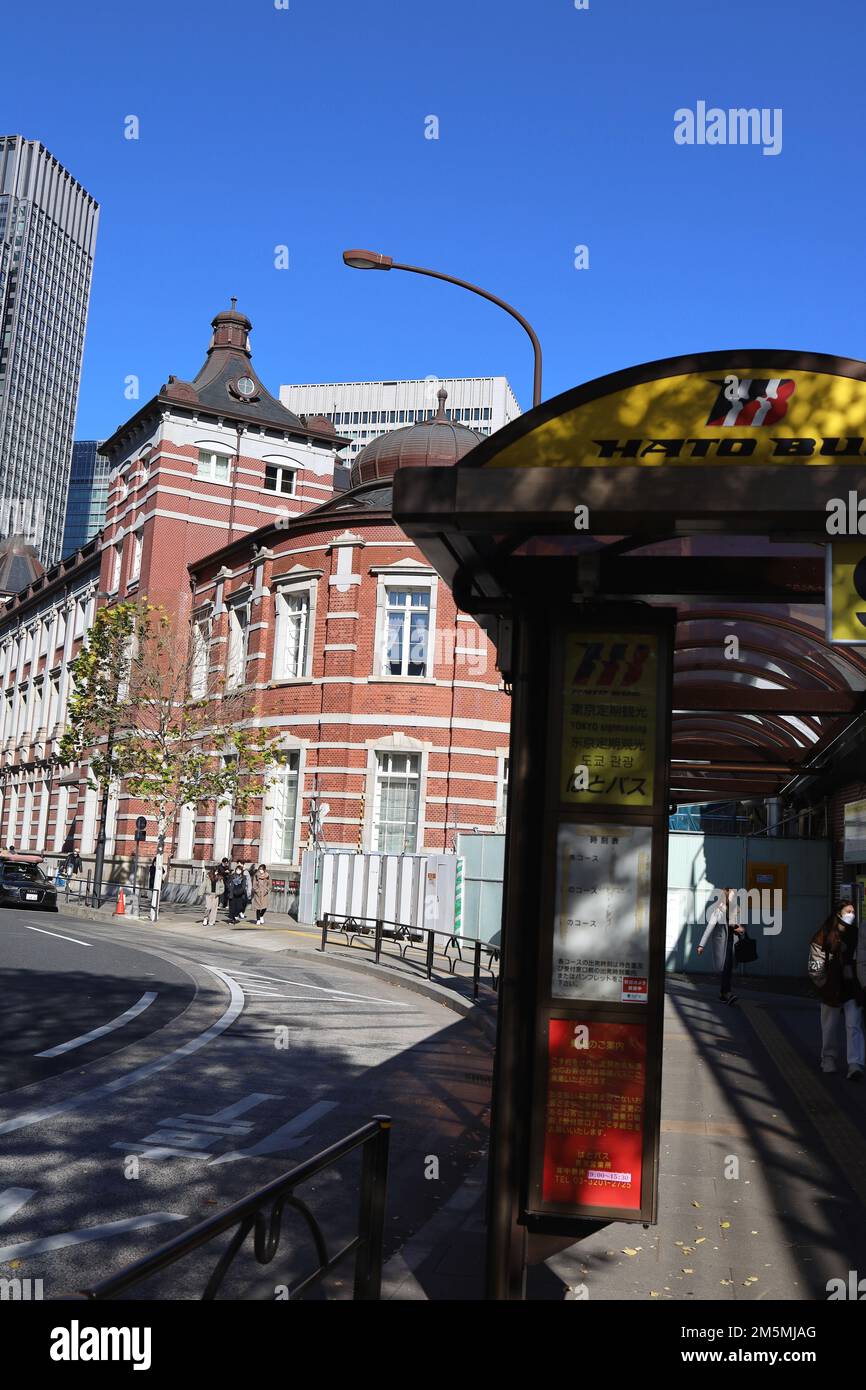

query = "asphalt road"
[0,908,492,1299]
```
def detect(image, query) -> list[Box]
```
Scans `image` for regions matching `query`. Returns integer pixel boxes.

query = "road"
[0,908,492,1299]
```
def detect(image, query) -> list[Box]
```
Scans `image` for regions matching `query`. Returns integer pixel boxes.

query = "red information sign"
[542,1018,647,1213]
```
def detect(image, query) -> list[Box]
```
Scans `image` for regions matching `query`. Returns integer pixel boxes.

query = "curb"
[59,905,499,1047]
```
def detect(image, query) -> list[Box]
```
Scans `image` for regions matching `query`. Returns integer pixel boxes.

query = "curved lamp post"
[342,249,543,408]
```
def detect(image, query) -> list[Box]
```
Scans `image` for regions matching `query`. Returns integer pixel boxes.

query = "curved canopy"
[393,349,866,806]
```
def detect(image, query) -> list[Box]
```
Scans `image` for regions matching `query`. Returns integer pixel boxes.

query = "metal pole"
[390,261,543,408]
[353,1115,391,1300]
[343,252,543,407]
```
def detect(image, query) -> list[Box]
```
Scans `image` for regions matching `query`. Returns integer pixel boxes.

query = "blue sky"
[6,0,865,435]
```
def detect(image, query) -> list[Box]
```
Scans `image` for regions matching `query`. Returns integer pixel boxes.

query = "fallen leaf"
[682,1268,694,1275]
[695,1238,707,1245]
[622,1248,638,1257]
[720,1220,731,1229]
[691,1201,702,1208]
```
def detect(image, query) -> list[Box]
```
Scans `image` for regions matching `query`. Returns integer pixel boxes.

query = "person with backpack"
[696,886,745,1005]
[253,864,271,924]
[227,864,248,924]
[808,898,865,1080]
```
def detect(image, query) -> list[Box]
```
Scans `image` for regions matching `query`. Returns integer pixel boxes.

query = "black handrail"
[62,1116,391,1301]
[319,913,500,1000]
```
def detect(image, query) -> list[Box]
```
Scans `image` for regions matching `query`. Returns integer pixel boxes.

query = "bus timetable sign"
[523,608,674,1229]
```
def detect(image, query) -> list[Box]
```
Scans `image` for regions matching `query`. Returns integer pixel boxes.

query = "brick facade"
[0,307,512,877]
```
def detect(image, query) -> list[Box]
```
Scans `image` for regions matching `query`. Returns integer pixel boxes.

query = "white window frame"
[109,543,122,594]
[196,447,232,484]
[272,581,316,681]
[190,614,211,698]
[226,595,251,690]
[177,803,196,861]
[130,528,143,582]
[263,462,298,497]
[267,749,302,864]
[373,573,437,680]
[371,749,422,854]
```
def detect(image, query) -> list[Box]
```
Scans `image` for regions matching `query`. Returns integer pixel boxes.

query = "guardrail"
[319,913,500,1000]
[62,1116,391,1301]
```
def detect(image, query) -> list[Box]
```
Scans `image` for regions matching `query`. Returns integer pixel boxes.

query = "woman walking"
[201,864,220,928]
[697,886,745,1005]
[227,863,248,924]
[808,899,865,1080]
[253,864,271,924]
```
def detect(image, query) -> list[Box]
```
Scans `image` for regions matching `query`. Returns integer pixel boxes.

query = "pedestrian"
[227,864,247,924]
[253,864,271,924]
[696,886,745,1005]
[808,899,865,1080]
[240,860,253,920]
[201,864,220,928]
[216,857,230,907]
[147,858,156,891]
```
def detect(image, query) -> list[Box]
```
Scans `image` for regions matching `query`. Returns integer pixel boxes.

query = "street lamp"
[342,249,543,407]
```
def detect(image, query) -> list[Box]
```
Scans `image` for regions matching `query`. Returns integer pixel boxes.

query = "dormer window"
[228,375,259,402]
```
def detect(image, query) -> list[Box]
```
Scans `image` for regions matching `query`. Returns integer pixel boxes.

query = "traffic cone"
[115,887,126,916]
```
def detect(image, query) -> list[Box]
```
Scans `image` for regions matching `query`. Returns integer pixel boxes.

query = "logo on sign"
[570,641,651,689]
[706,375,796,427]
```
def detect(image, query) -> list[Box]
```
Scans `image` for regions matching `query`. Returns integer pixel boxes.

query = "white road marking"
[23,924,91,947]
[0,964,244,1137]
[35,991,158,1057]
[0,1187,35,1224]
[232,970,409,1007]
[0,1211,186,1261]
[210,1100,339,1166]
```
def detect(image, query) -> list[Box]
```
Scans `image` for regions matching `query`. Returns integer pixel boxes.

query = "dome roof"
[350,388,484,487]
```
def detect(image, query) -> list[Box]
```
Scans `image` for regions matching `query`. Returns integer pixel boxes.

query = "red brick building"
[0,305,512,874]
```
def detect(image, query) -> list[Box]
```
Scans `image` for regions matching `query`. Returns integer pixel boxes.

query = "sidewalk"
[385,976,866,1300]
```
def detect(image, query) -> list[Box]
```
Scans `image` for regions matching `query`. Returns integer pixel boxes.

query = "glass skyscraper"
[0,137,99,564]
[62,439,109,557]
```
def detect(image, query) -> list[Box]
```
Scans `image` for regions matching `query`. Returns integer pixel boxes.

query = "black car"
[0,859,58,910]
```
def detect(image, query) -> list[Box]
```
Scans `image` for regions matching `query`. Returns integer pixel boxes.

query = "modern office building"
[280,376,522,465]
[0,137,100,564]
[61,439,109,557]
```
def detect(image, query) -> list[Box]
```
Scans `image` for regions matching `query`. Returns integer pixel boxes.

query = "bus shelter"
[392,350,866,1299]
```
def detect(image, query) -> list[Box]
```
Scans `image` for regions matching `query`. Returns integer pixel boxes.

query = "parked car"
[0,856,58,910]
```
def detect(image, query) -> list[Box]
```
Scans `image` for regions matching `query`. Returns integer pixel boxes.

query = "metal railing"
[319,912,500,1000]
[62,1116,391,1301]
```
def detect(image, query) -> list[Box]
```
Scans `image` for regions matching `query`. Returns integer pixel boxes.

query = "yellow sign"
[746,861,788,912]
[481,362,866,469]
[561,632,658,807]
[827,541,866,643]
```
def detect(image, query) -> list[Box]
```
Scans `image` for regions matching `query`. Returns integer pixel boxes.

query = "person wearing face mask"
[808,899,865,1080]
